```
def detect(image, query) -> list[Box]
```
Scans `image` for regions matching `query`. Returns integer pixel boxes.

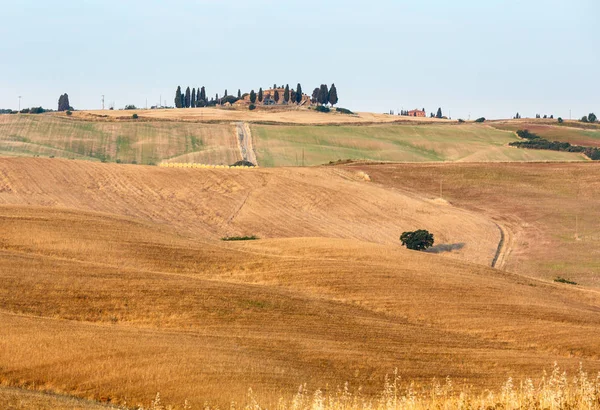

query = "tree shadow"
[425,243,466,254]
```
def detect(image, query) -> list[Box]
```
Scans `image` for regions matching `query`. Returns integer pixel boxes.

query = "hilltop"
[0,109,588,166]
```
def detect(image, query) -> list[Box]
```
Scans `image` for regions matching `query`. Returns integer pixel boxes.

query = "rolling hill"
[0,111,588,167]
[2,158,600,408]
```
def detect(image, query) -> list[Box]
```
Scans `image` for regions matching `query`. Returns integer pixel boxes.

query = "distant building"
[407,109,426,117]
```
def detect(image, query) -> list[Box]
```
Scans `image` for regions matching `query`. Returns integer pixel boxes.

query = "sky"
[0,0,598,119]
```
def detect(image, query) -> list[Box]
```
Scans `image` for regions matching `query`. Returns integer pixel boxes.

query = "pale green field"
[0,114,240,165]
[251,123,585,166]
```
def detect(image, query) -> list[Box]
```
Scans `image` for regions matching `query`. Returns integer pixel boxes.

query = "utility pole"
[102,95,105,110]
[18,96,21,111]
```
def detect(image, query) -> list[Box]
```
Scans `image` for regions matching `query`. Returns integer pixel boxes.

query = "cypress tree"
[273,83,277,90]
[175,86,182,108]
[224,89,228,97]
[200,86,206,102]
[436,107,443,118]
[318,84,329,105]
[328,83,338,106]
[216,93,219,104]
[312,88,319,104]
[296,83,303,103]
[58,93,70,111]
[250,90,257,104]
[258,88,263,103]
[284,84,290,103]
[290,89,296,104]
[191,88,196,108]
[274,90,280,104]
[238,89,241,99]
[185,87,191,108]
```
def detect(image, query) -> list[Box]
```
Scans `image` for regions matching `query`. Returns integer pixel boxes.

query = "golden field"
[1,157,600,409]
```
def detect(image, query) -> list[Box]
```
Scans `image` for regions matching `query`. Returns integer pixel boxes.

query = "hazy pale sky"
[1,0,598,119]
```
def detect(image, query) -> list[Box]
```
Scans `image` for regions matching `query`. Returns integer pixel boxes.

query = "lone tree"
[284,84,290,104]
[296,83,303,104]
[58,93,70,111]
[185,87,191,108]
[175,86,183,108]
[589,113,597,123]
[400,230,434,251]
[328,83,338,106]
[249,90,257,104]
[436,107,443,119]
[237,89,241,98]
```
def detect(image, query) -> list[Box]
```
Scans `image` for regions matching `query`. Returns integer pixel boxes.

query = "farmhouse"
[407,109,426,117]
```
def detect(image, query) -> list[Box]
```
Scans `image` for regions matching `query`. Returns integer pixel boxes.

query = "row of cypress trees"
[175,86,207,108]
[175,83,339,108]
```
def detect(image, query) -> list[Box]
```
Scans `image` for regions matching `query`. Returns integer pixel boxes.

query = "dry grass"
[66,108,448,125]
[0,157,499,266]
[0,115,239,165]
[343,162,600,286]
[490,120,600,147]
[2,158,600,408]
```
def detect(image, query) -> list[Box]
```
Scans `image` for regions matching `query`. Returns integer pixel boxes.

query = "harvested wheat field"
[2,158,600,408]
[69,107,447,125]
[0,114,240,165]
[341,161,600,286]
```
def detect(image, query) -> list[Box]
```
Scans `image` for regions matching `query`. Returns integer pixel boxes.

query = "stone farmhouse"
[407,109,426,117]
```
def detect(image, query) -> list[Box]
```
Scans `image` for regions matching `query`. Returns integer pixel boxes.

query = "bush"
[249,104,256,111]
[580,116,589,123]
[221,236,259,241]
[458,119,465,123]
[400,230,434,251]
[316,105,330,113]
[335,107,354,115]
[554,276,578,285]
[230,160,255,167]
[124,105,137,110]
[558,117,563,123]
[66,110,72,116]
[474,117,486,123]
[132,113,138,119]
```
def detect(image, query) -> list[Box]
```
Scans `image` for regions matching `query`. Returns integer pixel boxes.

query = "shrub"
[116,159,122,164]
[474,117,485,123]
[580,116,589,123]
[230,160,255,167]
[249,104,256,111]
[124,104,137,110]
[66,110,72,116]
[558,117,563,123]
[221,235,259,241]
[316,105,330,113]
[400,230,434,251]
[335,107,354,115]
[458,119,465,123]
[132,113,138,119]
[554,276,577,285]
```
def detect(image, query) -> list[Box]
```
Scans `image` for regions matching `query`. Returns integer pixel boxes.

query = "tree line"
[510,129,600,160]
[174,83,339,108]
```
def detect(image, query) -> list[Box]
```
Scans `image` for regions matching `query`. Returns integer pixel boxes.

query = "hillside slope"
[2,205,600,408]
[342,162,600,286]
[0,157,500,266]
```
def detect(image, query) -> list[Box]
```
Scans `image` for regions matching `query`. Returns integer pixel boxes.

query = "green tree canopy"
[318,84,329,105]
[250,90,257,104]
[400,230,434,251]
[258,88,263,103]
[436,107,443,118]
[185,87,191,108]
[284,84,290,103]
